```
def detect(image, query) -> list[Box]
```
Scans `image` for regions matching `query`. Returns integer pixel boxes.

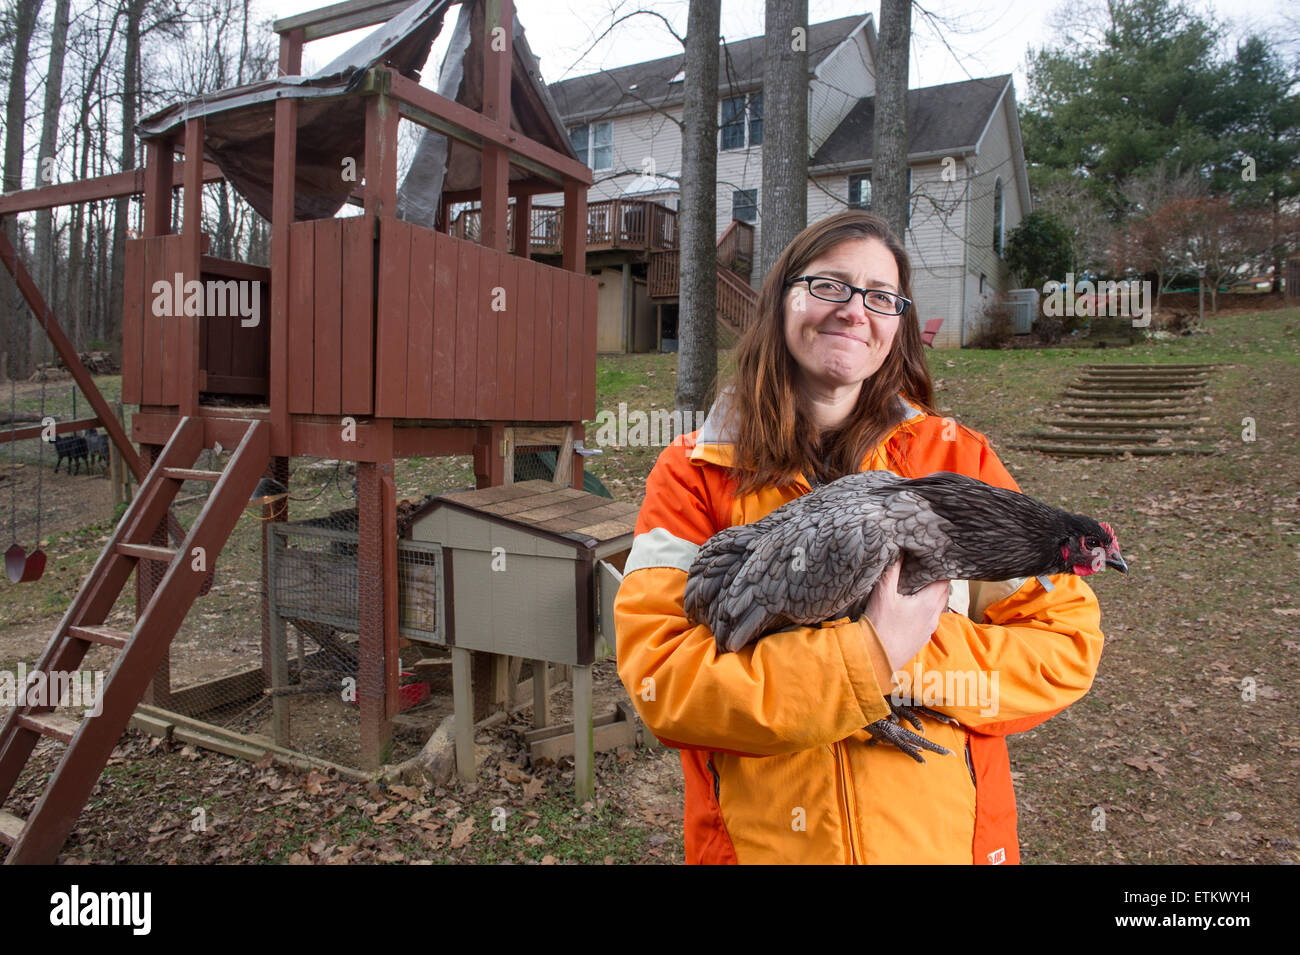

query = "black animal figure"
[82,429,109,473]
[53,433,90,475]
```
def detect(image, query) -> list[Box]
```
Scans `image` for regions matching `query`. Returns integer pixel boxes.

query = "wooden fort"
[0,0,601,863]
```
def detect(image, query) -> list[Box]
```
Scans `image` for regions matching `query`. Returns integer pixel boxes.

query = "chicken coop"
[0,0,606,864]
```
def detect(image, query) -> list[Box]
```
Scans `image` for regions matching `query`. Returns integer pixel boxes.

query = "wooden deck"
[454,198,677,256]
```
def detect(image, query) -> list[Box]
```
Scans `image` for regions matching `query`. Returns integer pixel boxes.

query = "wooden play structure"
[0,0,601,864]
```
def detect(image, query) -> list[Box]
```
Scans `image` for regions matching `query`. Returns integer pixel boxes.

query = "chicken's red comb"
[1100,521,1118,547]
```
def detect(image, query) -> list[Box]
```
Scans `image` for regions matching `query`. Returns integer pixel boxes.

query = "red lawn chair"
[920,318,943,348]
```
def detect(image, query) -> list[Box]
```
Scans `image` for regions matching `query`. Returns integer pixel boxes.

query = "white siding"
[964,89,1026,340]
[809,26,875,153]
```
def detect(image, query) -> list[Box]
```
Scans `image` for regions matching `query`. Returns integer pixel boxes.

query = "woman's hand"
[862,560,949,671]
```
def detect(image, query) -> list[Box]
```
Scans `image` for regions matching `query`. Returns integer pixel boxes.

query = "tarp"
[136,0,577,224]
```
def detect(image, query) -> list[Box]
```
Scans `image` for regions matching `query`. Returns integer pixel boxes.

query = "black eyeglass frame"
[787,275,912,316]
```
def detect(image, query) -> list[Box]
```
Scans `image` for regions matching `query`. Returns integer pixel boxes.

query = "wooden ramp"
[0,416,269,864]
[1014,364,1219,456]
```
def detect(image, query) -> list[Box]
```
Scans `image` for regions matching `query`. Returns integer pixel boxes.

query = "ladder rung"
[116,543,177,562]
[162,467,222,482]
[17,712,82,744]
[0,809,24,847]
[68,625,131,650]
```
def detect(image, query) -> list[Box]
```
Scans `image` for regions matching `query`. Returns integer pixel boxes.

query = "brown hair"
[722,210,935,495]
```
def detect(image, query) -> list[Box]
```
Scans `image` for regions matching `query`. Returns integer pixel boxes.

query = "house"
[520,12,1032,350]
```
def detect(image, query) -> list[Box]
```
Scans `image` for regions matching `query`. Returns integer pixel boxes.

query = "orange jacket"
[613,397,1105,864]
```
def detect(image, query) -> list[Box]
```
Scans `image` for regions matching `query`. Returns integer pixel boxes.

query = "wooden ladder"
[0,416,270,864]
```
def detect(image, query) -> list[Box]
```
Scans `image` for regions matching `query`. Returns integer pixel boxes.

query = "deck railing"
[453,198,677,255]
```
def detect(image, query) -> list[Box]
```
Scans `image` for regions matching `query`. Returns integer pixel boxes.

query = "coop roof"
[412,480,638,549]
[136,0,577,222]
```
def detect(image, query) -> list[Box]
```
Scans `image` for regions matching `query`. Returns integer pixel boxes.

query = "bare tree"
[675,0,720,419]
[2,0,45,378]
[34,0,72,350]
[758,0,807,281]
[873,0,910,240]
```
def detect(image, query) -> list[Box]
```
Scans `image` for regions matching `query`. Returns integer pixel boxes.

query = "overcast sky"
[261,0,1293,96]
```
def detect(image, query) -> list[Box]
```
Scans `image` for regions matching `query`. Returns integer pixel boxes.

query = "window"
[569,121,612,171]
[849,173,871,210]
[847,169,913,224]
[733,189,757,223]
[720,93,763,150]
[993,177,1004,256]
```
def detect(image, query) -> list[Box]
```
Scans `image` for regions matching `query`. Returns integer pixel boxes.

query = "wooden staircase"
[0,416,269,864]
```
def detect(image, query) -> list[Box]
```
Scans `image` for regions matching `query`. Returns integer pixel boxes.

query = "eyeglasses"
[788,276,911,316]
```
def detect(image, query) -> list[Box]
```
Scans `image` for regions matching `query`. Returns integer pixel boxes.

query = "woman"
[613,210,1104,865]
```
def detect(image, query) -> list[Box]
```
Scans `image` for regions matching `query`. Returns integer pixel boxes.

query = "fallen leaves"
[450,817,475,849]
[1124,756,1170,777]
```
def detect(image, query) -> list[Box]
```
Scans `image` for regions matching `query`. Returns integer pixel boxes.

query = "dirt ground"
[1,307,1296,864]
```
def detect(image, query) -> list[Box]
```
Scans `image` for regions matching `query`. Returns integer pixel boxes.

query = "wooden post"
[573,663,593,802]
[364,86,399,218]
[260,455,289,732]
[356,434,398,770]
[513,193,532,259]
[278,28,303,76]
[180,118,204,417]
[266,525,290,746]
[531,659,550,728]
[480,0,512,251]
[269,45,298,457]
[452,646,475,781]
[562,179,587,275]
[143,140,173,237]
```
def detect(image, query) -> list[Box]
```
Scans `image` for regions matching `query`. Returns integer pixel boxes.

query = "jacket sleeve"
[906,434,1106,733]
[614,441,893,756]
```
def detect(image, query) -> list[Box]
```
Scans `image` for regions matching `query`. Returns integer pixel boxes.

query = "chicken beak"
[1105,552,1128,574]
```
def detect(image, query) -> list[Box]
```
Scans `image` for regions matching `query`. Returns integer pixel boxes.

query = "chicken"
[683,470,1126,761]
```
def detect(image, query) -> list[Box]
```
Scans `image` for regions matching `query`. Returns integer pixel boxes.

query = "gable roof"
[137,0,576,222]
[550,13,871,124]
[811,75,1012,168]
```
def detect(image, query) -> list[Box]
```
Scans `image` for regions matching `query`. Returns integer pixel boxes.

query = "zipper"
[964,732,976,788]
[832,741,861,864]
[706,756,721,801]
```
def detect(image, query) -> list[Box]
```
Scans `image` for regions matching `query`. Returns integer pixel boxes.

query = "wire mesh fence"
[3,400,598,772]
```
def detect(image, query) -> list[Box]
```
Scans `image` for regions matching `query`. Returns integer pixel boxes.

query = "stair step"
[0,810,24,847]
[116,543,178,562]
[1014,442,1216,456]
[1026,431,1160,443]
[69,625,131,650]
[1043,419,1195,430]
[17,712,82,743]
[162,467,223,482]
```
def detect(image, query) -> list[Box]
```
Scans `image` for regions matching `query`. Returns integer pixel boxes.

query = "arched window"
[993,178,1004,257]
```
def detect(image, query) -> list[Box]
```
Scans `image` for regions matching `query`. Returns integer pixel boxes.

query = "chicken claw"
[864,699,955,763]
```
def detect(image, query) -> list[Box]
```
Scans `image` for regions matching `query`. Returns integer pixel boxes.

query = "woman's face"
[782,237,902,397]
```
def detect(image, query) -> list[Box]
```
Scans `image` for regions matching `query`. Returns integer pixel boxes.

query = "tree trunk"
[110,0,148,357]
[759,0,808,281]
[34,0,72,353]
[675,0,721,418]
[2,0,45,379]
[873,0,911,241]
